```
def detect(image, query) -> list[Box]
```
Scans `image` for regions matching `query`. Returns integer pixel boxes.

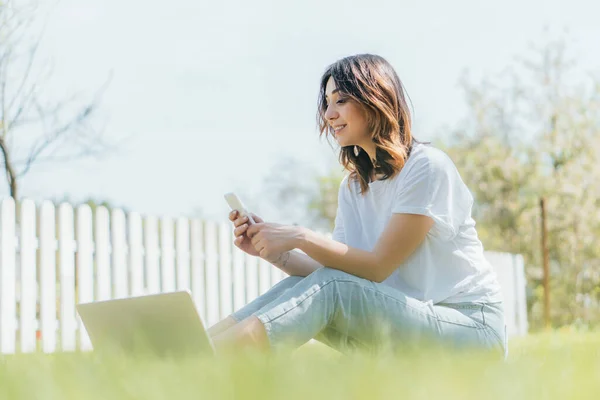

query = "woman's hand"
[229,210,264,257]
[246,222,305,261]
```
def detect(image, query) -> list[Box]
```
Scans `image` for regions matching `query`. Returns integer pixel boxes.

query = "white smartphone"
[224,192,256,224]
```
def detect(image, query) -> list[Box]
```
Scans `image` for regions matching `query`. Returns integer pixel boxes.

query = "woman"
[209,54,507,357]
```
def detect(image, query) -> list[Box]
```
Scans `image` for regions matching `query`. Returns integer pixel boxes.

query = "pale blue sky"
[12,0,600,222]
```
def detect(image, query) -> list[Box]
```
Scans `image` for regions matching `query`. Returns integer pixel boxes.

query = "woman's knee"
[302,268,372,304]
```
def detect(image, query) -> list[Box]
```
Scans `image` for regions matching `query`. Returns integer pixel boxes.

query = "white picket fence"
[0,197,527,354]
[485,251,528,337]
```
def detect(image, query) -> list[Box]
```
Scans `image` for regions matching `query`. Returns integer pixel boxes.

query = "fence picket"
[76,205,94,351]
[245,254,259,303]
[59,204,76,351]
[204,221,219,326]
[514,254,528,335]
[190,219,206,321]
[95,207,111,301]
[232,243,246,312]
[218,222,233,319]
[160,217,175,293]
[279,268,287,282]
[258,258,271,295]
[111,210,128,299]
[128,212,144,296]
[144,216,160,294]
[176,218,190,291]
[39,201,56,353]
[0,198,16,354]
[270,262,285,286]
[19,200,37,353]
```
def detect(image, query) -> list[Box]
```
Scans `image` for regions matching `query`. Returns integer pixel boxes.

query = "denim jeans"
[231,267,507,357]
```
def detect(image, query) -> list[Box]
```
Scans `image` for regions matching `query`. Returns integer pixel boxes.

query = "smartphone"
[224,192,256,224]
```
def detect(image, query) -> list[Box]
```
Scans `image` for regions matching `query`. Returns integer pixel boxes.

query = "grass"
[1,332,599,400]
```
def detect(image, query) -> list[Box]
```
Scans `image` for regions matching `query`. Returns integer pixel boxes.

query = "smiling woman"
[211,54,507,359]
[317,55,417,193]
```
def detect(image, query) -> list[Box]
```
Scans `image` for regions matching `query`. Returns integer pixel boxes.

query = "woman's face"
[324,77,370,148]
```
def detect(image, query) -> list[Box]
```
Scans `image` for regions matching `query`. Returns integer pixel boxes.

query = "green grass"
[1,332,599,400]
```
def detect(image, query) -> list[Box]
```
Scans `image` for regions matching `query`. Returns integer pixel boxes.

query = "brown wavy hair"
[317,54,421,195]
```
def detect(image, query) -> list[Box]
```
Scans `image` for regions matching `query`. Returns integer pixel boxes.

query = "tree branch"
[6,40,41,117]
[0,135,17,197]
[0,0,113,195]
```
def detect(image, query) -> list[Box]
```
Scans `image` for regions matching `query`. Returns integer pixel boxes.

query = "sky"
[9,0,600,223]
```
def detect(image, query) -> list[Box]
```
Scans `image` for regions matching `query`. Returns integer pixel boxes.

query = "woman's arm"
[247,214,432,282]
[296,213,434,282]
[269,250,323,277]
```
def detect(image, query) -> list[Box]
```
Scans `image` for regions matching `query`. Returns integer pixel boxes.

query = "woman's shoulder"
[389,143,466,190]
[406,143,456,172]
[338,173,352,198]
[403,144,469,194]
[340,144,460,196]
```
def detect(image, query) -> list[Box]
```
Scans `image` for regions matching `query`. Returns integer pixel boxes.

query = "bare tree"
[0,0,111,201]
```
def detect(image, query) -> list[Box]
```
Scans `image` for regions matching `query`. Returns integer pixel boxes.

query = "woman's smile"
[333,124,347,134]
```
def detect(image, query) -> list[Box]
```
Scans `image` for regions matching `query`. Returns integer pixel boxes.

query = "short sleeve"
[391,151,473,240]
[331,176,348,244]
[331,204,345,244]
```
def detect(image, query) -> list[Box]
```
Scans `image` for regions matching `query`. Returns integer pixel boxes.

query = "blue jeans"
[231,267,507,357]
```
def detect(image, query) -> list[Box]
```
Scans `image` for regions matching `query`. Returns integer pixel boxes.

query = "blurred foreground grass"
[1,332,599,400]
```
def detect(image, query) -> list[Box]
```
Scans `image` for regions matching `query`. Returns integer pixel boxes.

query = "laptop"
[76,290,215,357]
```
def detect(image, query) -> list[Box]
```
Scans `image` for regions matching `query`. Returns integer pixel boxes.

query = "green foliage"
[296,37,600,330]
[267,37,599,331]
[307,167,346,231]
[438,37,600,330]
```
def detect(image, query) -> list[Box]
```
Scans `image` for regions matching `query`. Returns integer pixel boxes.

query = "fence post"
[540,198,550,329]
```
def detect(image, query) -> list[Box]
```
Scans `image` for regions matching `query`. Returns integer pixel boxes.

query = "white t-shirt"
[332,143,503,304]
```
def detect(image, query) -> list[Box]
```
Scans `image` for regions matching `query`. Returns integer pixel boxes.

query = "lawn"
[1,332,599,400]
